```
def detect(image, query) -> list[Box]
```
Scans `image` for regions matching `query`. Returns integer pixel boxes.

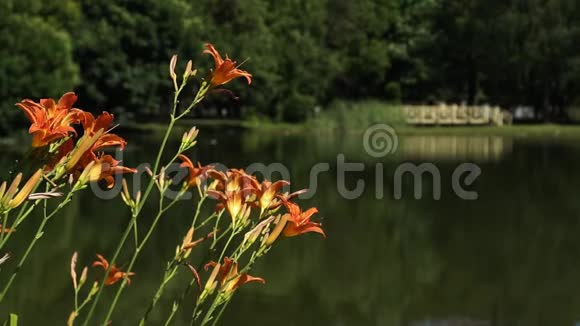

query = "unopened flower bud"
[244,216,275,249]
[264,214,289,246]
[179,227,195,260]
[169,55,178,91]
[120,179,134,207]
[65,129,104,173]
[184,60,196,79]
[79,266,88,289]
[9,169,42,209]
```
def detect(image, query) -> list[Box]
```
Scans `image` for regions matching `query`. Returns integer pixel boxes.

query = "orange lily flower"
[203,43,252,87]
[208,169,257,194]
[268,189,308,211]
[16,92,82,147]
[207,169,258,220]
[92,254,135,286]
[207,190,249,222]
[204,257,264,294]
[282,200,325,238]
[179,155,212,188]
[79,111,127,156]
[256,180,290,214]
[88,154,137,189]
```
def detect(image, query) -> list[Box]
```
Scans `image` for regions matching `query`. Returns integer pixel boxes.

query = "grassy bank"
[46,100,580,140]
[308,100,406,130]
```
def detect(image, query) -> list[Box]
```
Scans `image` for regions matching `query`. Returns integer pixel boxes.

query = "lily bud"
[198,263,221,305]
[120,179,134,208]
[184,60,196,79]
[1,173,22,207]
[135,191,142,207]
[0,181,6,200]
[179,227,195,260]
[169,55,178,91]
[264,214,289,246]
[157,167,167,190]
[67,312,77,326]
[181,127,199,149]
[77,161,100,186]
[243,216,275,249]
[65,129,104,172]
[70,251,78,291]
[79,266,88,289]
[9,169,42,209]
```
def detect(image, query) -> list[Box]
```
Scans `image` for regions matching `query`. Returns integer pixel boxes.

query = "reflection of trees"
[2,131,580,324]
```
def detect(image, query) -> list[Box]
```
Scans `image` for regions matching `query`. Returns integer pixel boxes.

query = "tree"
[0,0,79,133]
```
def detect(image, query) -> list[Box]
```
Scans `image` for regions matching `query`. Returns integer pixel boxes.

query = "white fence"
[404,105,513,126]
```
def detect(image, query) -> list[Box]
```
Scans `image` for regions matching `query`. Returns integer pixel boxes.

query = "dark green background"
[1,0,580,129]
[1,127,580,325]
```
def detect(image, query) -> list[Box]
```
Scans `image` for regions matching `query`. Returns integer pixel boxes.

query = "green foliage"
[420,0,580,119]
[1,0,579,126]
[0,0,79,133]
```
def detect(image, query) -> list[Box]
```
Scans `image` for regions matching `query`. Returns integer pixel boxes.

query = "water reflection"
[1,128,580,325]
[400,136,513,162]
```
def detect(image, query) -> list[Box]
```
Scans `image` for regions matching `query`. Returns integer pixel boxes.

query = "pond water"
[1,126,580,326]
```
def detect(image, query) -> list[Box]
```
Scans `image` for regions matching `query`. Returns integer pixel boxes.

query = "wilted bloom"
[179,155,211,188]
[28,191,64,200]
[204,257,264,296]
[186,263,202,290]
[282,200,325,238]
[17,92,82,147]
[203,43,252,87]
[0,252,10,265]
[92,254,135,286]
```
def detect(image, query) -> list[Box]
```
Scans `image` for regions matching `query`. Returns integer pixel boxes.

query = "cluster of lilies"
[0,43,324,325]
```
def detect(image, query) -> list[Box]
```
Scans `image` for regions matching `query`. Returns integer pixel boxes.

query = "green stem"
[102,196,182,324]
[164,272,199,326]
[140,264,179,326]
[0,212,8,243]
[210,300,230,326]
[0,200,40,251]
[217,230,237,263]
[81,213,138,326]
[0,191,74,303]
[82,83,207,325]
[83,109,180,326]
[199,298,220,326]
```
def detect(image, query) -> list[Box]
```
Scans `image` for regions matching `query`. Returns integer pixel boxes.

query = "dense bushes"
[1,0,580,130]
